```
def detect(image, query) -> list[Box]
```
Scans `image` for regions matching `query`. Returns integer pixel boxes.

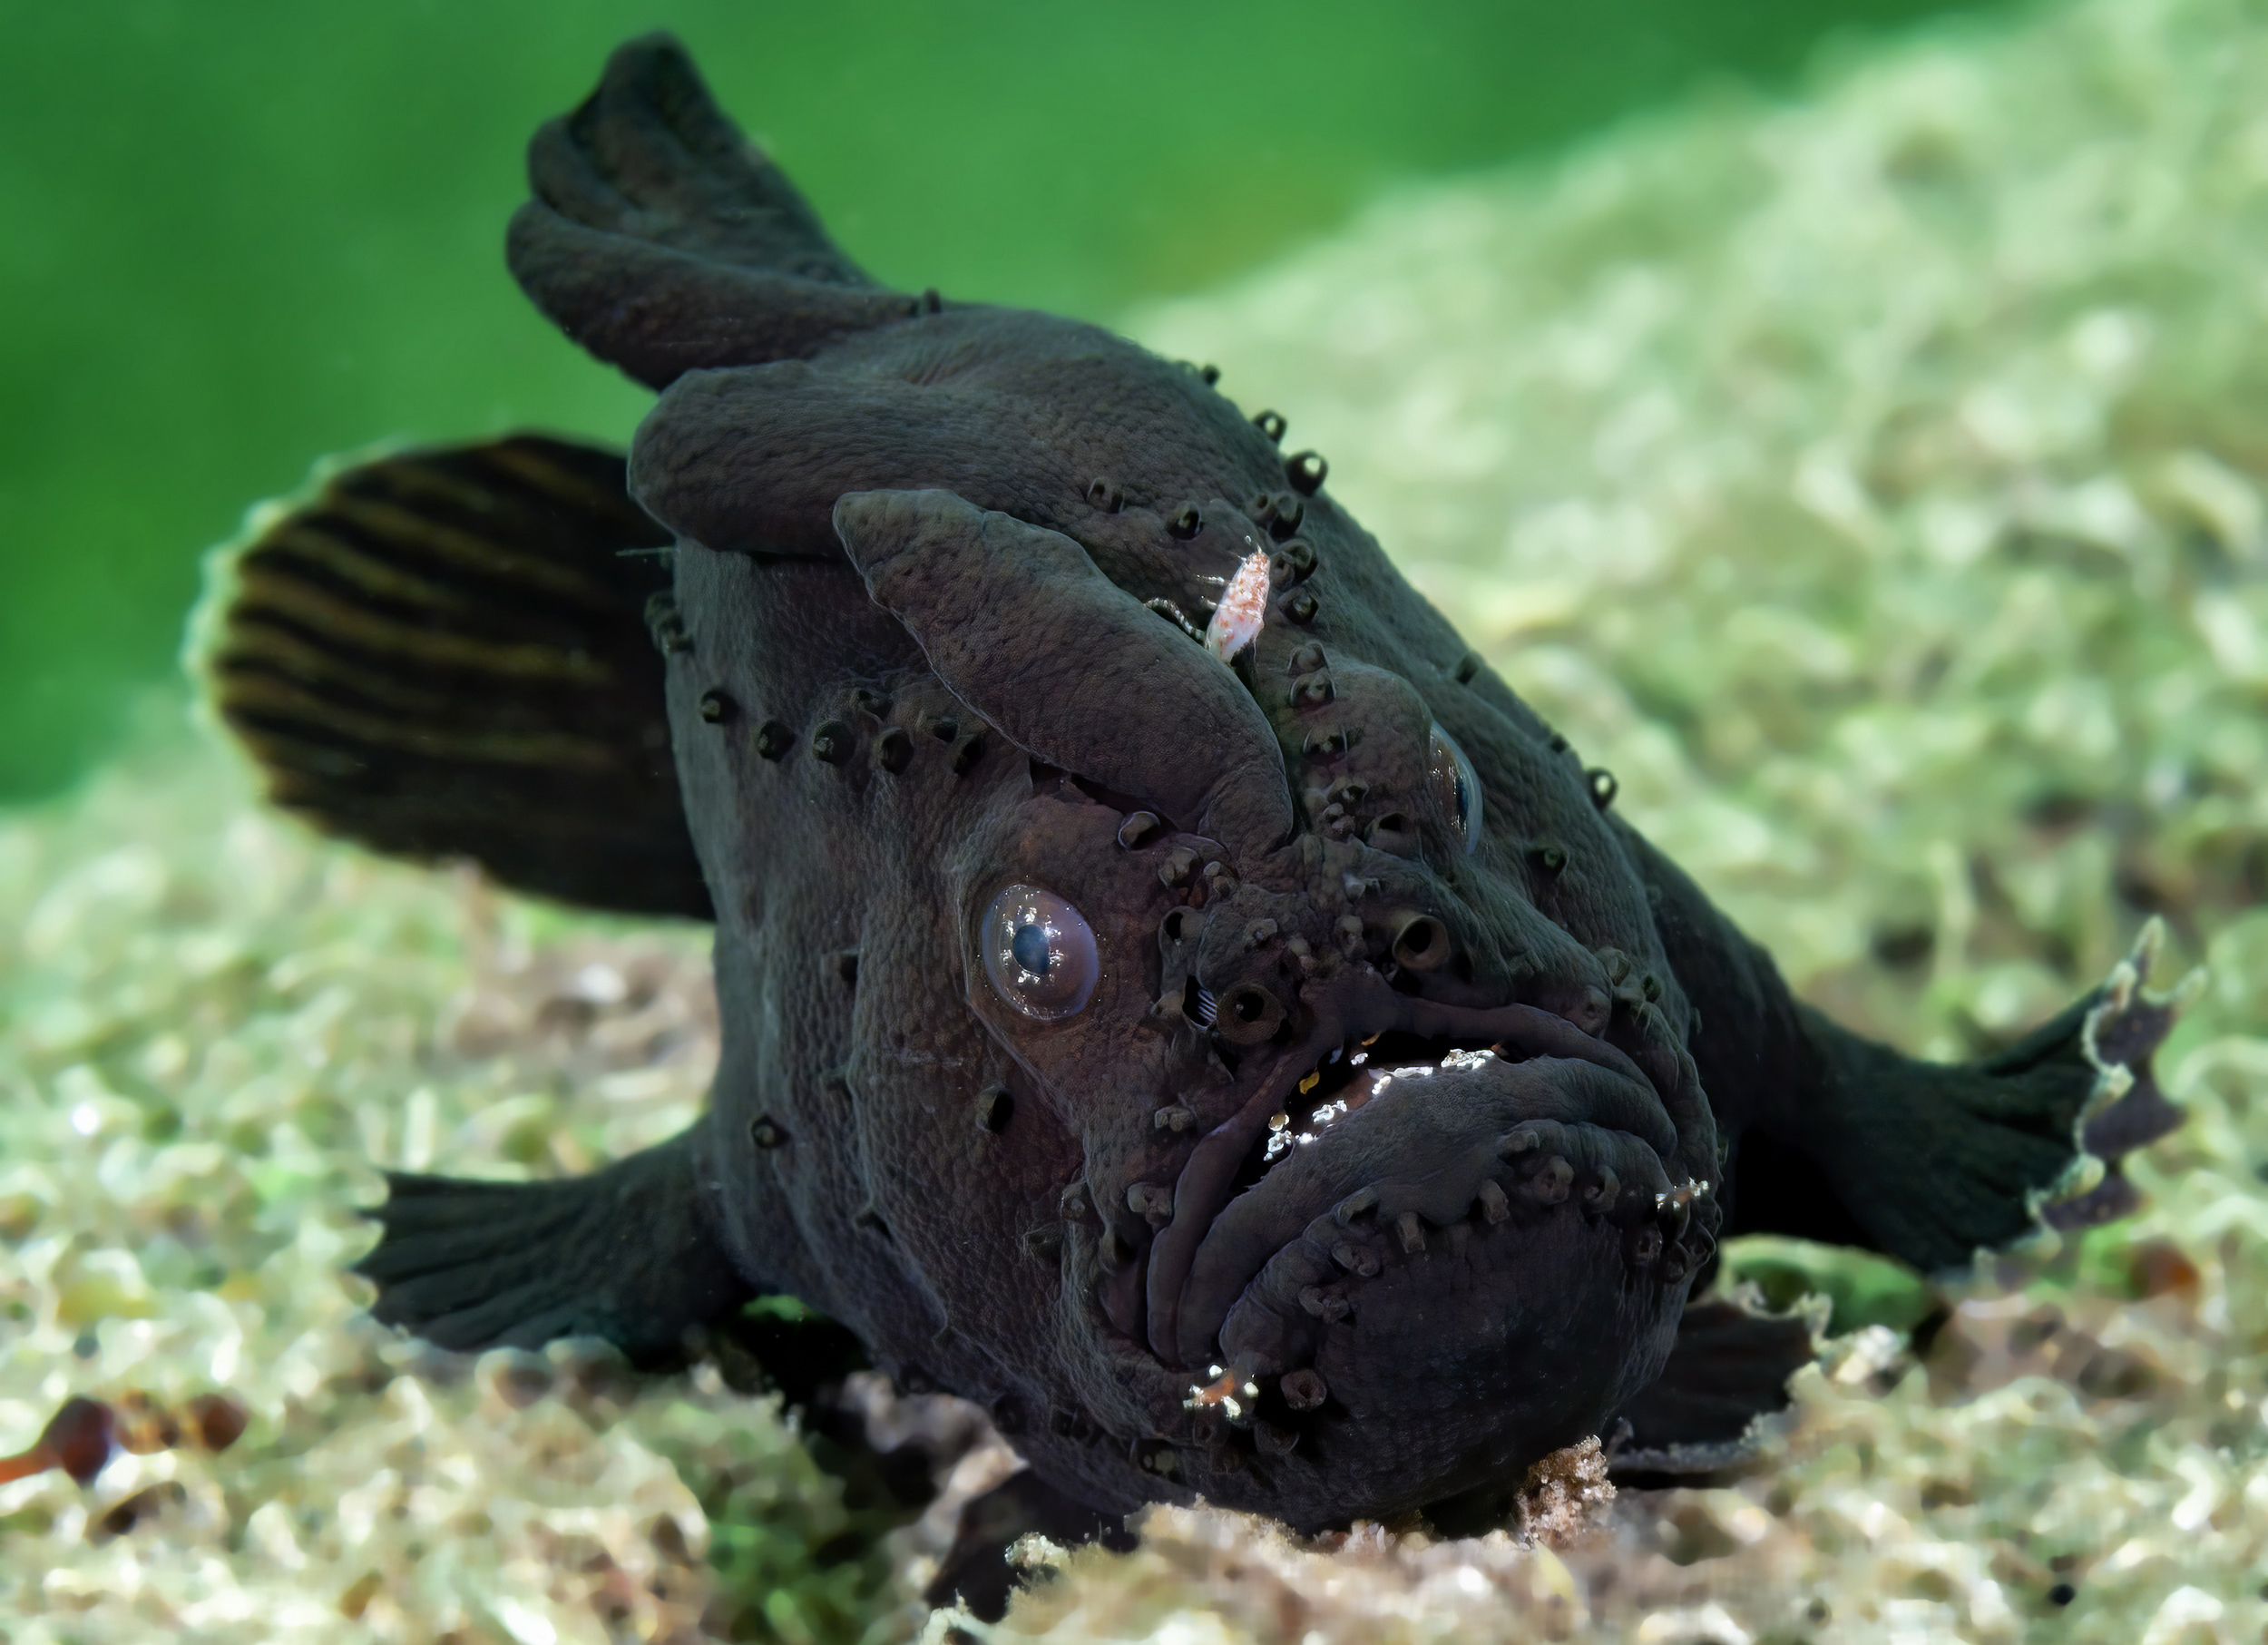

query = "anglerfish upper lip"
[1140,974,1668,1367]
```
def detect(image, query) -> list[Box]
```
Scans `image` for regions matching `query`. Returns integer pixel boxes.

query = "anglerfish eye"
[1426,723,1482,854]
[982,884,1100,1022]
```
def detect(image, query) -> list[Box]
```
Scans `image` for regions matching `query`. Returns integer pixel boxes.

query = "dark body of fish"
[205,35,2185,1534]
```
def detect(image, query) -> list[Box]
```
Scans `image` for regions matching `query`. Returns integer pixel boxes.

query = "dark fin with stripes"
[353,1125,758,1366]
[201,433,713,920]
[509,33,922,388]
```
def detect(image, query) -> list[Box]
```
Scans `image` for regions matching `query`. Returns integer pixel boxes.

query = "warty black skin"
[208,34,2186,1532]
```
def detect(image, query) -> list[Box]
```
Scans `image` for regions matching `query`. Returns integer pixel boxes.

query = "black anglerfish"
[203,35,2185,1537]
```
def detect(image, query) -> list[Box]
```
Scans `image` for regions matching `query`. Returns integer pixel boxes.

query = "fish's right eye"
[1425,722,1482,855]
[982,884,1100,1022]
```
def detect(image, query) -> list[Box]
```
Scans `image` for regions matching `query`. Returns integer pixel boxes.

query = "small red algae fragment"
[186,1392,249,1453]
[0,1395,118,1487]
[89,1481,188,1542]
[0,1389,247,1486]
[2125,1239,2199,1299]
[115,1390,183,1454]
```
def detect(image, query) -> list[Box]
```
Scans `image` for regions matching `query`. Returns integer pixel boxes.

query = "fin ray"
[508,34,919,387]
[200,433,712,919]
[1735,927,2188,1273]
[353,1128,758,1366]
[1610,1295,1819,1476]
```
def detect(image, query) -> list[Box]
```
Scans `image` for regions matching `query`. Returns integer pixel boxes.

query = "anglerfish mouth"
[1143,985,1699,1377]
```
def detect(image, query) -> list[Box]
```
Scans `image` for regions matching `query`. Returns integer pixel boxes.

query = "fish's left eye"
[982,884,1100,1022]
[1426,723,1482,854]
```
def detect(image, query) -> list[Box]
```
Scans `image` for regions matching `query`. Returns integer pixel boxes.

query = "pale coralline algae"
[5,0,2268,1637]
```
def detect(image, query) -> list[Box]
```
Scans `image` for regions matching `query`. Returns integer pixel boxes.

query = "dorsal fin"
[198,434,713,920]
[509,33,923,388]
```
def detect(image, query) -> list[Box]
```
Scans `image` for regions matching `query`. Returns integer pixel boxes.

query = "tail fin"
[509,34,924,387]
[196,434,713,919]
[1735,923,2193,1275]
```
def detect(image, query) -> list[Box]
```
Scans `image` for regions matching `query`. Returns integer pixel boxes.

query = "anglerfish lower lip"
[1170,1043,1677,1371]
[1141,984,1669,1368]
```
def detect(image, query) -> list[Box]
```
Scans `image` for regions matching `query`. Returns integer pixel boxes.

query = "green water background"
[0,0,1999,801]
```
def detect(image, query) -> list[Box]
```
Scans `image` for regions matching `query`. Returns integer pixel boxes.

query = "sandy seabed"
[6,0,2268,1638]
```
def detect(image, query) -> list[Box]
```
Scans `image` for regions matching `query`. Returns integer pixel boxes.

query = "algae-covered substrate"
[5,0,2268,1638]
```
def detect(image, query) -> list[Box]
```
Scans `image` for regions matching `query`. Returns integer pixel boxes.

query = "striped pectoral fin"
[200,434,713,919]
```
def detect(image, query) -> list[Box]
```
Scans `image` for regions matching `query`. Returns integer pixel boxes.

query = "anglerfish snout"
[1166,1030,1705,1513]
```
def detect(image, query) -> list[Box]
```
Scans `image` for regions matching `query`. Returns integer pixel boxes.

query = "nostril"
[1366,811,1420,855]
[1522,1156,1574,1204]
[1100,1229,1139,1272]
[1549,985,1612,1034]
[1213,983,1286,1045]
[1582,1167,1621,1216]
[1390,912,1452,972]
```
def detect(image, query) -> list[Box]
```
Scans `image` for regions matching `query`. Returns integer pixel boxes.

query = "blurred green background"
[0,0,2003,800]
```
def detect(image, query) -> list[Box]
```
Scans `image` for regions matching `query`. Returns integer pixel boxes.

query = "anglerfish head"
[823,481,1724,1525]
